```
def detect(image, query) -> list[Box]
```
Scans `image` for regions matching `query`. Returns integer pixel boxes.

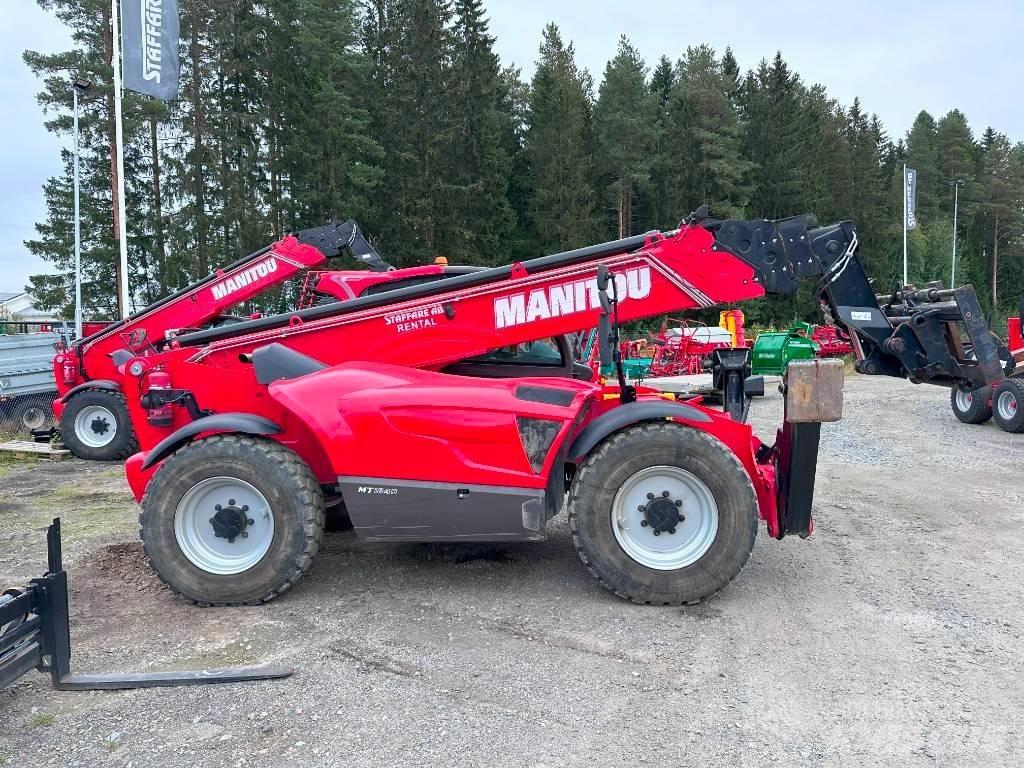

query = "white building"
[0,292,60,323]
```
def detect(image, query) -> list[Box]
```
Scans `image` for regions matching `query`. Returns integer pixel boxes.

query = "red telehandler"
[51,221,480,460]
[113,210,1005,607]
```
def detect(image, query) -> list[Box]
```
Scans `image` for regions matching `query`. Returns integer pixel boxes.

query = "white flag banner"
[904,167,918,231]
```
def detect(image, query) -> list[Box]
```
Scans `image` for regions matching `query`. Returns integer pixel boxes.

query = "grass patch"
[19,485,134,539]
[29,713,55,728]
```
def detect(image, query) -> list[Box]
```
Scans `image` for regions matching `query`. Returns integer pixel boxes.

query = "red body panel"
[123,361,783,537]
[1008,317,1023,355]
[121,226,766,456]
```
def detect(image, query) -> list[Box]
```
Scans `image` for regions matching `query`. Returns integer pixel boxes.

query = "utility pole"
[72,79,91,339]
[902,164,908,287]
[111,0,130,318]
[950,179,963,286]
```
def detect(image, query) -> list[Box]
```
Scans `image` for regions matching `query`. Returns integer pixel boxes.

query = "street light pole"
[950,179,963,286]
[72,79,91,339]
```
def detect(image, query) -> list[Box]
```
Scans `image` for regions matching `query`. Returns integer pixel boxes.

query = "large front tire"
[140,435,325,606]
[568,422,758,605]
[60,388,137,460]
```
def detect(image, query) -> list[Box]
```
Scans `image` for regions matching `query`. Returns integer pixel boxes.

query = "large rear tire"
[992,378,1024,433]
[950,385,992,425]
[568,421,758,605]
[140,435,325,606]
[60,388,137,461]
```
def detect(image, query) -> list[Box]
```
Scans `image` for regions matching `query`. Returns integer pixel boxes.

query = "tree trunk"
[150,114,166,293]
[992,217,1000,309]
[617,183,625,239]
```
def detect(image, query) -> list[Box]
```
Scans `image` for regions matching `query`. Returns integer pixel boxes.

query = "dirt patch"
[73,541,163,596]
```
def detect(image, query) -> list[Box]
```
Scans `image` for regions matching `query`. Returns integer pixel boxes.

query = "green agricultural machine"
[750,322,819,376]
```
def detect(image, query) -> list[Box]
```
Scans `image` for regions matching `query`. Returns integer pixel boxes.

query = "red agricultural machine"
[50,221,478,460]
[810,323,854,357]
[949,303,1024,431]
[106,209,1004,608]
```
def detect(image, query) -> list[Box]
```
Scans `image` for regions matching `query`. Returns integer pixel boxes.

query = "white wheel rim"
[174,477,275,575]
[611,465,719,571]
[997,390,1018,422]
[74,404,117,448]
[954,390,974,413]
[21,406,47,430]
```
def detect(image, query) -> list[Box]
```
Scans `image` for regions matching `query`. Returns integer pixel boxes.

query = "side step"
[1,519,292,691]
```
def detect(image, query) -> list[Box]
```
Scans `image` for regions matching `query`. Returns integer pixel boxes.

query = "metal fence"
[0,327,70,439]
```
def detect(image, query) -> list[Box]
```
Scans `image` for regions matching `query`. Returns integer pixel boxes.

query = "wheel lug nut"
[247,518,254,526]
[662,491,670,498]
[675,500,682,507]
[646,493,655,500]
[640,520,649,527]
[638,505,646,512]
[669,528,676,534]
[228,537,235,543]
[241,531,248,538]
[241,505,249,512]
[228,499,236,506]
[653,530,661,536]
[215,504,222,511]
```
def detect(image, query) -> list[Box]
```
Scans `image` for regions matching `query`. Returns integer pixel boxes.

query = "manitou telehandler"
[114,210,1006,608]
[50,220,484,460]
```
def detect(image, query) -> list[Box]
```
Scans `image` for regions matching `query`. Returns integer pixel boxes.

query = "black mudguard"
[567,401,711,463]
[59,379,120,403]
[141,413,281,470]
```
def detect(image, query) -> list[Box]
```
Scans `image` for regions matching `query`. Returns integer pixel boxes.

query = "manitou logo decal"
[494,267,652,329]
[210,258,279,301]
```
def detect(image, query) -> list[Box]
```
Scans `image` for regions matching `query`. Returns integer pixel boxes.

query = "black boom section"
[176,233,651,347]
[708,215,823,294]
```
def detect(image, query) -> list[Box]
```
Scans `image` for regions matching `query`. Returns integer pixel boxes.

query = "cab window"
[467,337,565,367]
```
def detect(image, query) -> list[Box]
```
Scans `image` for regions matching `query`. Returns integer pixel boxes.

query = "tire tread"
[139,434,324,606]
[567,421,757,606]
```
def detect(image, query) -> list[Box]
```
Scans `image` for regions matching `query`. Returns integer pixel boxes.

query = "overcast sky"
[2,0,1022,294]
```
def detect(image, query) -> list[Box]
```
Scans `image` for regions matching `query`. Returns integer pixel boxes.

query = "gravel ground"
[2,374,1024,767]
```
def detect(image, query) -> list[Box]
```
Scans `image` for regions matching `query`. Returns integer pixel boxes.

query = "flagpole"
[111,0,130,318]
[902,164,908,288]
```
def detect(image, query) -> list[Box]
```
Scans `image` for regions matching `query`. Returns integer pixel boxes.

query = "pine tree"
[638,54,676,231]
[666,45,751,218]
[440,0,513,263]
[266,0,382,234]
[978,133,1024,307]
[525,23,598,252]
[741,52,806,218]
[903,111,944,223]
[594,36,656,238]
[497,65,532,260]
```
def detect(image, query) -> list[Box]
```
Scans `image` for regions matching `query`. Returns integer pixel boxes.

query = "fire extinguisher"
[145,370,174,427]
